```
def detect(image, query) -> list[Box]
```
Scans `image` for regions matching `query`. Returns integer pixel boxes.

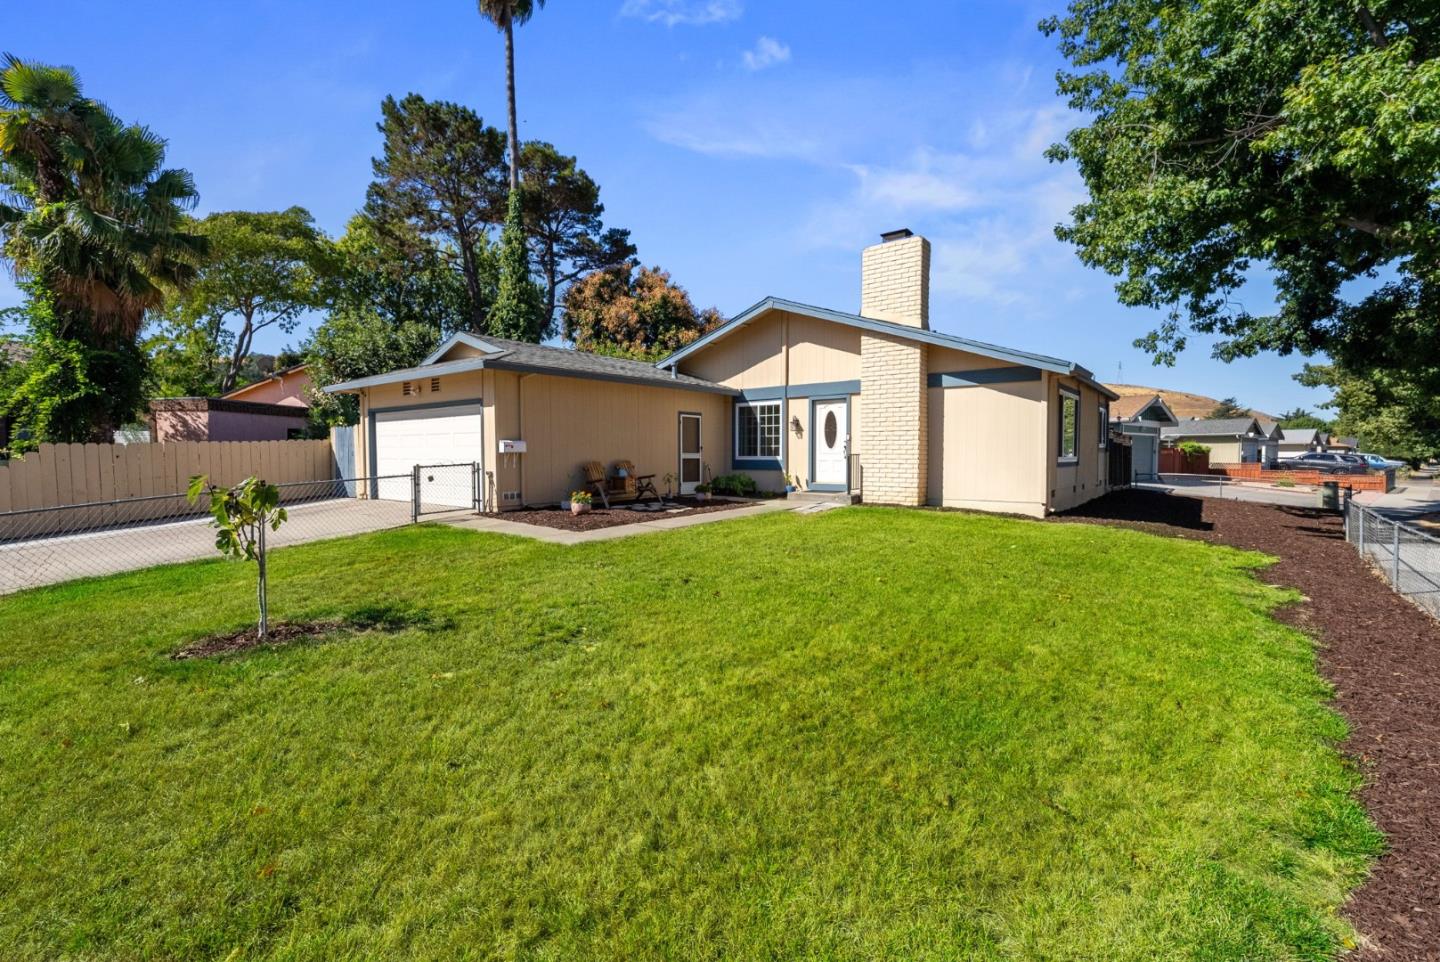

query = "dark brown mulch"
[481,496,754,532]
[170,620,343,659]
[1055,490,1439,961]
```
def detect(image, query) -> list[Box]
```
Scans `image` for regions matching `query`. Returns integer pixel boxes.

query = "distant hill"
[1105,384,1276,422]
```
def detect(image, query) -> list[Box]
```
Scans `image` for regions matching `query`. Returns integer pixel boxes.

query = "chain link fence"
[412,463,482,520]
[1346,499,1440,619]
[0,475,417,596]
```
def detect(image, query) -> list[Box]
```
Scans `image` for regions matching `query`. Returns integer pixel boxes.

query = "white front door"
[678,413,703,494]
[812,399,848,488]
[372,404,484,506]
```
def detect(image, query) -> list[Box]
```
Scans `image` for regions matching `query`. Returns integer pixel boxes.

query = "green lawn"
[0,508,1378,961]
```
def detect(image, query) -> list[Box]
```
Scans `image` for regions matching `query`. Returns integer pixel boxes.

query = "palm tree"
[475,0,546,191]
[0,54,204,340]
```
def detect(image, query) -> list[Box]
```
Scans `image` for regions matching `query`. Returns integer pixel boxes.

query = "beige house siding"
[927,376,1048,517]
[351,367,727,510]
[1046,374,1110,513]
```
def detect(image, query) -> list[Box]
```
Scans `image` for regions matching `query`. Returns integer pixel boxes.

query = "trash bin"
[1317,480,1340,510]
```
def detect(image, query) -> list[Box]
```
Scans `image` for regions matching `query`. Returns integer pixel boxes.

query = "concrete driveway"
[0,498,421,596]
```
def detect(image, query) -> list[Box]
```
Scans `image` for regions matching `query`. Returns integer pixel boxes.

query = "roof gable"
[1161,417,1264,439]
[657,296,1118,400]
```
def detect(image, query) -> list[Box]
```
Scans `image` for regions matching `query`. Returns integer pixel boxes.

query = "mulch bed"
[1055,490,1439,961]
[481,496,754,532]
[170,620,343,659]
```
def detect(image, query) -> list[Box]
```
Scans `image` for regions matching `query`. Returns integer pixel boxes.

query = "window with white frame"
[736,401,781,460]
[1098,402,1109,448]
[1058,389,1079,461]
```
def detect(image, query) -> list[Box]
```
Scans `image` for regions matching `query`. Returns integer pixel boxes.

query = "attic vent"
[430,377,441,393]
[402,381,418,397]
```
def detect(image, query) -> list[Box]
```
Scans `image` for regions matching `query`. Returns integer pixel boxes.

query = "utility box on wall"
[497,439,526,454]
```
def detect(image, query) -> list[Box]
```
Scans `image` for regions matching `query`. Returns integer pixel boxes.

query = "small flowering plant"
[570,490,594,505]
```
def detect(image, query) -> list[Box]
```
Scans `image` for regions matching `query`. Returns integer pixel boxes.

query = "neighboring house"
[325,230,1117,518]
[1111,394,1178,482]
[1276,427,1324,457]
[148,365,313,443]
[1255,419,1282,464]
[1326,435,1359,453]
[1161,417,1270,463]
[1112,393,1179,426]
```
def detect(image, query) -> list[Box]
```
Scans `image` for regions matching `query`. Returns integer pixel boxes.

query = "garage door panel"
[372,404,483,506]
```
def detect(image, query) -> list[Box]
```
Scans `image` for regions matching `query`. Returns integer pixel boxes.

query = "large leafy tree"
[0,54,203,440]
[563,262,722,359]
[1299,361,1439,461]
[1041,4,1440,384]
[520,141,635,327]
[1276,408,1330,431]
[163,207,335,393]
[332,214,476,337]
[304,310,439,426]
[364,94,507,331]
[475,0,547,191]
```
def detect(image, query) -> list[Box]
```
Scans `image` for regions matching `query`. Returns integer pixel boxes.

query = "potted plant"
[785,473,800,494]
[569,490,594,515]
[662,471,676,499]
[693,483,712,502]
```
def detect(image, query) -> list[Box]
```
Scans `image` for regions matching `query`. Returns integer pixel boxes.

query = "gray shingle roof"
[1161,417,1262,439]
[1278,428,1320,444]
[323,335,736,395]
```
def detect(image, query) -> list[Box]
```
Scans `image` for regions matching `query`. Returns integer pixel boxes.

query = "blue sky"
[5,0,1332,415]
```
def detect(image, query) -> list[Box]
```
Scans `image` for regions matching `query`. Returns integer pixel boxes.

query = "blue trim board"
[733,458,782,471]
[928,366,1040,388]
[738,379,861,402]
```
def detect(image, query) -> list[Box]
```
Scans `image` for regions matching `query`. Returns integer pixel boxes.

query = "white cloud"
[741,36,790,71]
[620,0,743,27]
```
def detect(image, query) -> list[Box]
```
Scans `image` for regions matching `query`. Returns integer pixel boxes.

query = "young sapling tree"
[188,475,288,640]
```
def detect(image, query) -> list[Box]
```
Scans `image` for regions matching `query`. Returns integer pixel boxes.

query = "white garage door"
[372,404,484,507]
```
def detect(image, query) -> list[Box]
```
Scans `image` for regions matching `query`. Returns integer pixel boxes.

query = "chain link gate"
[411,463,482,520]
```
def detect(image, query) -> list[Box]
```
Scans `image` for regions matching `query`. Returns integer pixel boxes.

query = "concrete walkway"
[1355,477,1440,522]
[446,498,799,544]
[1135,477,1321,508]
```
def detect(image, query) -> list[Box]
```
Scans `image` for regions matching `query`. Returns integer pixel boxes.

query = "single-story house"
[1276,427,1323,457]
[1325,435,1359,453]
[1254,419,1282,464]
[149,364,313,442]
[1111,393,1179,426]
[1111,394,1178,481]
[1161,417,1270,463]
[325,230,1117,518]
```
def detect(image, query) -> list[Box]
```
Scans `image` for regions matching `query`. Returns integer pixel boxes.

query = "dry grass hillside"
[1105,384,1276,422]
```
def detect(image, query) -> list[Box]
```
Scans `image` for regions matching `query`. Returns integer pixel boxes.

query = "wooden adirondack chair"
[580,461,610,508]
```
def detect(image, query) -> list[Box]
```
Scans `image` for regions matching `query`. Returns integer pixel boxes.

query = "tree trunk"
[222,307,257,394]
[505,21,519,192]
[256,520,269,642]
[543,239,558,332]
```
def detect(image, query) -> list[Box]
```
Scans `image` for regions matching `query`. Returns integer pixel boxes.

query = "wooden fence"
[0,440,336,515]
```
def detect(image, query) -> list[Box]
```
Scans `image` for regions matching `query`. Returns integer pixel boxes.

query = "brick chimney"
[861,228,931,329]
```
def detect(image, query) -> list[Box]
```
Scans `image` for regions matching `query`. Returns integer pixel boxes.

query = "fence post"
[1359,506,1365,552]
[471,461,480,513]
[1393,521,1401,585]
[411,465,420,525]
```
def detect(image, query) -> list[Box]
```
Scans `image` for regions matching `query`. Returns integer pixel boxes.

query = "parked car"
[1279,451,1368,474]
[1356,452,1404,470]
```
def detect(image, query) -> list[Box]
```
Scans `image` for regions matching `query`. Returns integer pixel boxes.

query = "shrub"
[1177,441,1211,457]
[709,473,757,496]
[1274,477,1296,488]
[569,490,593,505]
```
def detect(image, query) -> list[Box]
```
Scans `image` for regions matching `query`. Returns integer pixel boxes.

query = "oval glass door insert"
[824,411,838,448]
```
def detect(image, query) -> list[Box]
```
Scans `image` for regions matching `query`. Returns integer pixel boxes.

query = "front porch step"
[786,491,859,505]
